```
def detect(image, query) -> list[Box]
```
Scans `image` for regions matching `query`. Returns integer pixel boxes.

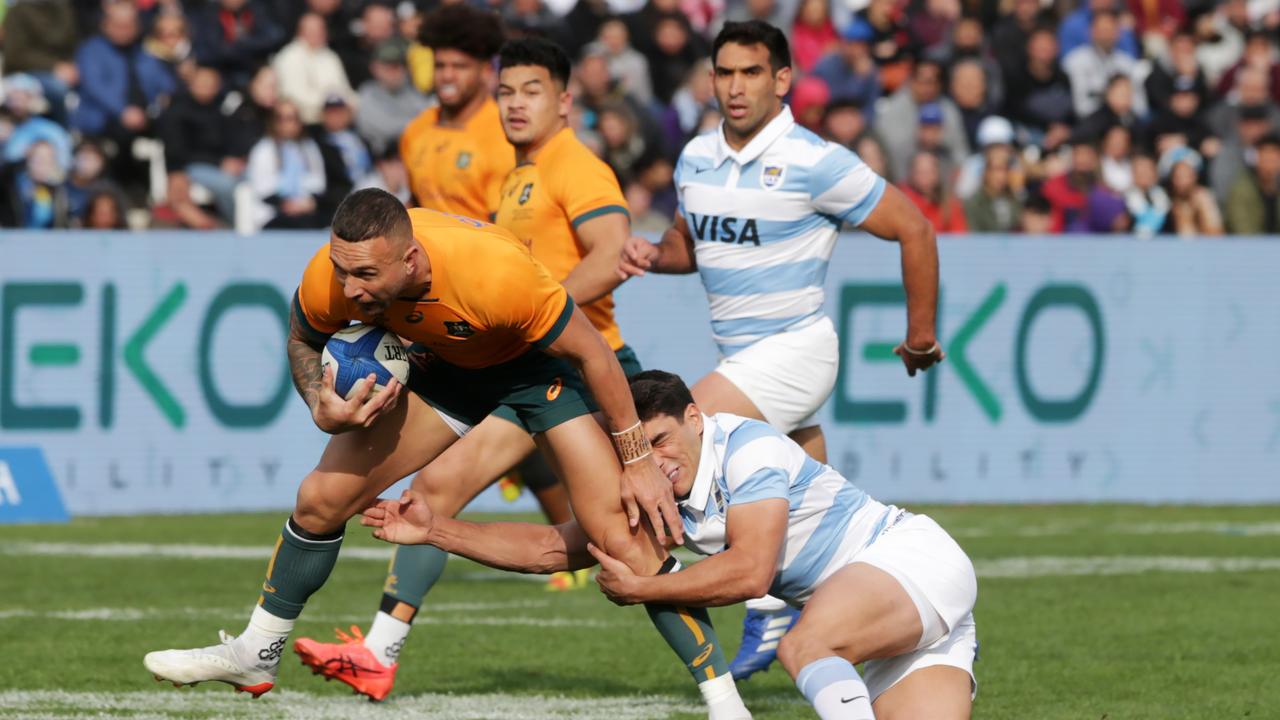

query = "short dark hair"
[420,5,504,59]
[498,36,572,87]
[1257,132,1280,151]
[712,20,791,72]
[629,370,696,423]
[331,188,411,243]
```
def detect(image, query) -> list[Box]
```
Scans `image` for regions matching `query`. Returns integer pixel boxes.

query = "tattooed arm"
[287,309,328,412]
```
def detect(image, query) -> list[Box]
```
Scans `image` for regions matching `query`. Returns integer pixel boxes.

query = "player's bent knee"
[596,526,663,575]
[293,474,352,535]
[776,622,837,675]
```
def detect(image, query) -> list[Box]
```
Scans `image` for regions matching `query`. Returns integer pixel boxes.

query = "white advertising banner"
[1,232,1276,518]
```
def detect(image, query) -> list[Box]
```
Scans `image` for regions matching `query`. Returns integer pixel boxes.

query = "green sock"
[644,558,732,683]
[258,516,344,620]
[383,543,449,608]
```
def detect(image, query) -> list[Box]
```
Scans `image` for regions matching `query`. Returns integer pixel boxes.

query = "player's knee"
[597,526,661,575]
[293,476,348,535]
[777,623,838,677]
[412,471,468,517]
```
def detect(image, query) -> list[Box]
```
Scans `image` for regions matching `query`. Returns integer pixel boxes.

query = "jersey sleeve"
[556,149,630,229]
[723,425,793,506]
[807,143,887,226]
[293,244,350,336]
[473,239,574,350]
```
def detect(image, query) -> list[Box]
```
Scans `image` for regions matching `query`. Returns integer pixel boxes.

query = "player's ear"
[558,87,573,119]
[774,65,792,99]
[685,403,701,427]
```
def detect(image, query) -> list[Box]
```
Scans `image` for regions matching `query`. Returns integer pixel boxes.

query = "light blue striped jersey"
[674,106,886,356]
[678,413,895,605]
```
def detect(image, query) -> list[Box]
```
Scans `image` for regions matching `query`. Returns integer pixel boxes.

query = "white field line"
[950,520,1280,538]
[975,555,1280,578]
[0,689,702,720]
[0,605,620,628]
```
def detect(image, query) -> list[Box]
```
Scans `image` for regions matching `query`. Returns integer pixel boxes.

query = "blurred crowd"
[1,0,1278,235]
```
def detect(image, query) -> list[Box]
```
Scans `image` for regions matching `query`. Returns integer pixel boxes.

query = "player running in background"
[364,370,978,720]
[143,191,750,720]
[617,20,945,681]
[295,36,661,699]
[400,5,511,219]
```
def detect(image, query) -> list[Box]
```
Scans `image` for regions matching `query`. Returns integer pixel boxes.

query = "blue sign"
[0,447,69,523]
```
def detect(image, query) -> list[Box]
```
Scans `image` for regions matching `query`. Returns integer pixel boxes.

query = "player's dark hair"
[420,5,504,59]
[713,20,791,72]
[629,370,696,423]
[331,188,411,243]
[498,36,572,87]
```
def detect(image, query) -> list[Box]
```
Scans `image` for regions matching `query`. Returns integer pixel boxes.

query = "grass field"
[1,504,1278,719]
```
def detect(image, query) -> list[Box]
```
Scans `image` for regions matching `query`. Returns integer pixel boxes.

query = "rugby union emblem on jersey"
[761,164,786,190]
[518,182,534,205]
[456,151,472,169]
[444,320,475,338]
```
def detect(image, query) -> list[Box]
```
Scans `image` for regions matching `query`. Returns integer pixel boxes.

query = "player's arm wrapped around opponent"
[288,292,402,434]
[362,490,596,573]
[589,497,789,606]
[541,307,685,546]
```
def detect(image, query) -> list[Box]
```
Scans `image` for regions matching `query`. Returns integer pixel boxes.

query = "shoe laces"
[218,630,236,645]
[333,625,367,645]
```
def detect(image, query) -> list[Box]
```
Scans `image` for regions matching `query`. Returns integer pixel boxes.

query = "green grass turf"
[1,505,1277,718]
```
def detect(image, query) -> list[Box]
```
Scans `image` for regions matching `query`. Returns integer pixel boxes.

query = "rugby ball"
[320,324,410,400]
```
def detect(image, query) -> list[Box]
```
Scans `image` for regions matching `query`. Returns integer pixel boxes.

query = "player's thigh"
[536,415,663,571]
[410,413,536,517]
[296,393,459,532]
[788,425,827,463]
[778,562,923,673]
[872,665,972,720]
[690,371,766,419]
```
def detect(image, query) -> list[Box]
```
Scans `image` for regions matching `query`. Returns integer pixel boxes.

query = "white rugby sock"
[796,657,874,719]
[745,595,788,612]
[236,605,294,673]
[365,610,411,667]
[700,673,752,720]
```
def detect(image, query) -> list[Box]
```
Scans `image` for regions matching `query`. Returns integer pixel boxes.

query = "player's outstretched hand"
[586,543,643,605]
[617,236,660,279]
[893,340,946,377]
[621,457,684,546]
[312,365,403,433]
[361,490,435,546]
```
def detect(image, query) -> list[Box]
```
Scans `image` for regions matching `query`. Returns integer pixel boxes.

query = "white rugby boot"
[143,630,279,698]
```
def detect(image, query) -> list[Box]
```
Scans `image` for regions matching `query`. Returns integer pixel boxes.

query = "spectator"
[1225,132,1280,234]
[1160,146,1224,236]
[598,103,648,184]
[354,145,410,205]
[2,74,73,173]
[1058,0,1140,60]
[71,1,176,145]
[82,189,129,229]
[992,0,1048,82]
[899,151,968,232]
[158,66,244,228]
[642,13,706,105]
[1,0,79,122]
[857,0,912,92]
[273,13,355,125]
[1194,0,1249,86]
[1083,175,1131,233]
[820,99,869,149]
[908,0,963,60]
[337,2,398,89]
[1147,75,1214,157]
[1042,141,1102,232]
[356,41,431,157]
[587,18,654,104]
[1021,192,1055,233]
[879,59,969,181]
[1214,29,1280,104]
[855,134,892,181]
[789,0,837,73]
[791,76,831,132]
[965,144,1024,232]
[65,141,126,222]
[1125,0,1184,53]
[317,94,371,186]
[950,59,994,148]
[1002,27,1074,147]
[1,140,71,228]
[955,114,1017,200]
[914,103,953,175]
[246,100,327,229]
[1100,124,1134,192]
[1125,152,1171,237]
[668,58,716,139]
[811,18,881,109]
[1074,74,1146,146]
[1208,65,1280,138]
[144,11,196,86]
[227,65,281,160]
[946,17,1004,111]
[1146,30,1210,115]
[1063,10,1146,119]
[190,0,285,90]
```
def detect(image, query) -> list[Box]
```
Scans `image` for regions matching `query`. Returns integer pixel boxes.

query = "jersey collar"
[713,105,795,169]
[680,414,719,514]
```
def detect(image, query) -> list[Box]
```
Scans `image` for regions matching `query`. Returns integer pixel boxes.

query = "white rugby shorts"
[713,316,838,433]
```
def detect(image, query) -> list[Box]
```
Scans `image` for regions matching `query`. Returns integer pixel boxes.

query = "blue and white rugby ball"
[320,324,410,400]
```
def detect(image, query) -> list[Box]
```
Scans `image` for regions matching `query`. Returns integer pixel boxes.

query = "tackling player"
[293,36,670,701]
[363,370,979,720]
[143,191,750,720]
[400,5,511,219]
[617,20,945,680]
